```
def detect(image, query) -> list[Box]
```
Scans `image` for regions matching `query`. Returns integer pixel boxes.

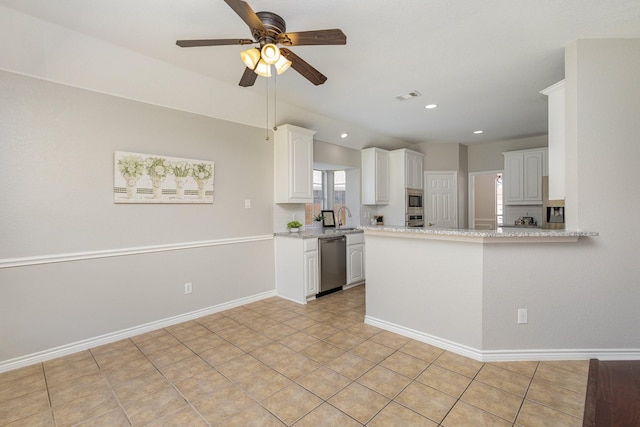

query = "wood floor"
[583,359,640,426]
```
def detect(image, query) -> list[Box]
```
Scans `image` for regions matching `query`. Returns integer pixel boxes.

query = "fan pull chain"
[273,71,278,132]
[265,75,270,140]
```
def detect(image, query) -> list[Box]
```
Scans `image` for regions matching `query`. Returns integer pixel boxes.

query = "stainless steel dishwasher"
[318,235,346,296]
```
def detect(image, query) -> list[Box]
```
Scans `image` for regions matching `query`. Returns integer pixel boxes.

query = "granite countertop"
[359,225,598,238]
[274,227,364,239]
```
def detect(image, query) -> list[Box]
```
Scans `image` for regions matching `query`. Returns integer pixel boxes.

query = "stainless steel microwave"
[407,188,423,211]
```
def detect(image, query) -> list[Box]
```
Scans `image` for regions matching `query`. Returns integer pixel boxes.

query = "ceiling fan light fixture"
[261,43,280,65]
[275,55,292,74]
[254,59,272,77]
[240,47,261,69]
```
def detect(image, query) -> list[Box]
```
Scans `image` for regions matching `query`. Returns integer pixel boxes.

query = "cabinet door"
[304,250,318,296]
[347,244,365,285]
[523,152,543,202]
[504,154,524,203]
[406,153,424,189]
[375,150,390,204]
[274,124,315,203]
[289,131,313,200]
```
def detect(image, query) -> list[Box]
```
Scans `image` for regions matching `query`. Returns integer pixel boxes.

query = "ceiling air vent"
[395,90,422,101]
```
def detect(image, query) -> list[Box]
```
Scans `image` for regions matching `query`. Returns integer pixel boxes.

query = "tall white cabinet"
[274,124,315,203]
[503,148,548,205]
[378,149,424,226]
[541,80,566,201]
[361,148,390,205]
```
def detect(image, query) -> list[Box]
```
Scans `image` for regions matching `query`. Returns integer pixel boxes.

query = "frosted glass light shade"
[240,48,261,69]
[275,55,292,74]
[254,59,272,77]
[261,43,280,65]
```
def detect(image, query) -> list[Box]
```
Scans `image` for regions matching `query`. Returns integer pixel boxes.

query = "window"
[333,171,346,225]
[306,170,346,225]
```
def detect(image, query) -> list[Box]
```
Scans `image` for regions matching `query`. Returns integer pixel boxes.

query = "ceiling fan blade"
[176,38,254,47]
[278,29,347,46]
[280,48,327,86]
[239,67,258,87]
[224,0,266,38]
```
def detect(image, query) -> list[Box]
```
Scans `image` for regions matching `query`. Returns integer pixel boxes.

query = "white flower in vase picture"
[171,161,192,198]
[117,155,144,198]
[146,157,172,198]
[192,163,213,198]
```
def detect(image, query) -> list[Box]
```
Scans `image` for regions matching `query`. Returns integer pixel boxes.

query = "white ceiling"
[2,0,640,148]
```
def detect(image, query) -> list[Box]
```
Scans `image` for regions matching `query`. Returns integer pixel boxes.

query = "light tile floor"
[0,285,589,426]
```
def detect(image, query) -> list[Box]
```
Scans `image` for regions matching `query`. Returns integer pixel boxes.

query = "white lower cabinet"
[276,233,364,304]
[304,241,319,297]
[275,237,318,304]
[346,233,365,285]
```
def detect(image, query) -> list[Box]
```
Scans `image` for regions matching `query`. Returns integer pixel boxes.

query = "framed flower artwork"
[114,151,214,204]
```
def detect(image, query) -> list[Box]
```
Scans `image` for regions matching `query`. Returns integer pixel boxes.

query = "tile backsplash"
[504,205,542,227]
[273,204,305,233]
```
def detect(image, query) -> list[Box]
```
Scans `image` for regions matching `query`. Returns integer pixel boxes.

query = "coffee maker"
[542,176,565,229]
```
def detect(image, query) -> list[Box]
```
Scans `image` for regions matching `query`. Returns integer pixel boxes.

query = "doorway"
[468,171,503,230]
[425,171,458,228]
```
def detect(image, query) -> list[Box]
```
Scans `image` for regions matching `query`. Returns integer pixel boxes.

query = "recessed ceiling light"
[473,130,484,134]
[340,132,349,139]
[425,104,438,109]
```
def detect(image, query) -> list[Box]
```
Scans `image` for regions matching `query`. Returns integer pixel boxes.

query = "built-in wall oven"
[406,188,424,227]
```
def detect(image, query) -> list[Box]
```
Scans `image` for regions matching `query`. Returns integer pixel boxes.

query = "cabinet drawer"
[346,233,364,245]
[303,238,318,252]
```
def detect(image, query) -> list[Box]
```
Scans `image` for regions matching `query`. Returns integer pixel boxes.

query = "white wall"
[0,71,276,368]
[467,135,548,173]
[486,38,640,354]
[0,5,409,151]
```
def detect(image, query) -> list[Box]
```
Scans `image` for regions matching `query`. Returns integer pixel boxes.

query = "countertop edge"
[274,229,364,239]
[360,225,598,242]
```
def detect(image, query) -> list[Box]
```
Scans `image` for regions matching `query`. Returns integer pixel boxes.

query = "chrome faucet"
[337,206,352,229]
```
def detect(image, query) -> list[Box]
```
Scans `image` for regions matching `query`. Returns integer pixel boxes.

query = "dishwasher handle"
[320,236,346,242]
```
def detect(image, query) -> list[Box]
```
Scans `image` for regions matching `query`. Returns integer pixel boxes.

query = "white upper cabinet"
[503,148,548,205]
[541,80,566,200]
[274,124,315,203]
[405,150,424,190]
[361,148,390,205]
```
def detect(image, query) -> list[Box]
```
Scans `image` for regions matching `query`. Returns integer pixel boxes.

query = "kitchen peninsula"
[361,225,598,361]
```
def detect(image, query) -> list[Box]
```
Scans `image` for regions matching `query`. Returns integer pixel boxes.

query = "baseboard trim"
[0,235,274,269]
[364,315,640,362]
[364,315,483,361]
[0,289,277,373]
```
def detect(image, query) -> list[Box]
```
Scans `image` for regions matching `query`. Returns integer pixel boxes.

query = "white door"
[425,172,457,228]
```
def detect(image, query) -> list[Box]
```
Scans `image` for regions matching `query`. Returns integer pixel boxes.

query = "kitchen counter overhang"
[360,225,597,243]
[275,228,364,239]
[362,225,599,362]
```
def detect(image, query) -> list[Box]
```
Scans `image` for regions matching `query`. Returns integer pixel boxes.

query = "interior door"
[425,172,457,228]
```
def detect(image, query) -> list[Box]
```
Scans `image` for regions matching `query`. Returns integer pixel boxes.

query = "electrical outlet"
[517,308,528,324]
[244,199,251,209]
[184,282,192,295]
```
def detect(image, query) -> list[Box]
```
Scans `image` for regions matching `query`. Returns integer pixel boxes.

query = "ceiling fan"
[176,0,347,87]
